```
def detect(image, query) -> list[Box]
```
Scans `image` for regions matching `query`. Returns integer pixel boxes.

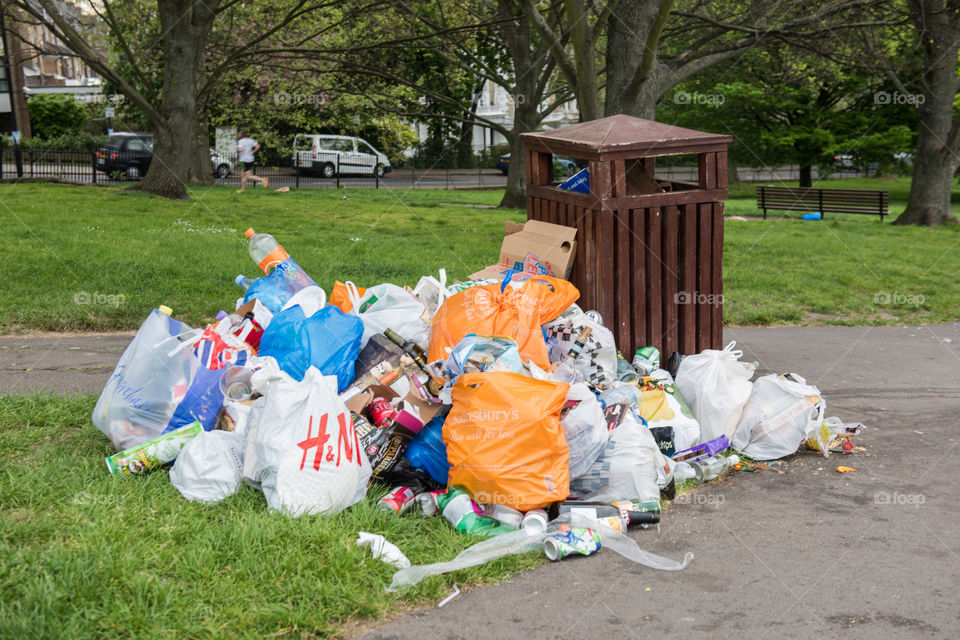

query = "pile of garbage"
[92,227,864,587]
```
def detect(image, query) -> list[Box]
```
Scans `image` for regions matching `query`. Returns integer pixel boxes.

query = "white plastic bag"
[571,407,661,502]
[253,361,371,516]
[675,341,755,443]
[348,282,430,349]
[356,532,411,569]
[169,429,245,503]
[561,383,609,478]
[732,373,826,461]
[543,304,618,389]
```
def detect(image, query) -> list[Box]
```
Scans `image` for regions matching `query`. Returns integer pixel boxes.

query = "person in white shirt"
[237,130,268,192]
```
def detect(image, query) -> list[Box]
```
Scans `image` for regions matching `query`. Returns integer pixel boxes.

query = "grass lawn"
[0,393,544,639]
[1,178,960,331]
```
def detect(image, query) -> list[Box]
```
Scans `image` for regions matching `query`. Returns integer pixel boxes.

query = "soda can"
[521,508,549,532]
[544,527,602,561]
[378,486,416,514]
[369,396,397,428]
[105,421,203,476]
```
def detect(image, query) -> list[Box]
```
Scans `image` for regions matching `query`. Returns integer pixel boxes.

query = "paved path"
[2,324,959,639]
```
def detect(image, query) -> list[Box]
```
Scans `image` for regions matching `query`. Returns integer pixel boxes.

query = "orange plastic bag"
[444,371,570,511]
[329,281,366,314]
[428,275,579,369]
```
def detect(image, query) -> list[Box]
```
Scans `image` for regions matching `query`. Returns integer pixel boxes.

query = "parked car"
[210,148,234,178]
[96,133,153,179]
[497,153,579,177]
[291,134,391,178]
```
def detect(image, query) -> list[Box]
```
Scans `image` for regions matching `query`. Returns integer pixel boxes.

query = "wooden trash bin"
[520,114,731,357]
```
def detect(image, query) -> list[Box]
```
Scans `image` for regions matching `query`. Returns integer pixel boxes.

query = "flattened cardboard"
[469,219,577,281]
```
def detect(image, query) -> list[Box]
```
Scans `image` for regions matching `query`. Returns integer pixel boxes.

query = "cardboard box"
[469,220,577,281]
[342,381,442,434]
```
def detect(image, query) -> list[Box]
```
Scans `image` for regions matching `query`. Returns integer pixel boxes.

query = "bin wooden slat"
[696,203,714,352]
[679,204,697,354]
[662,205,679,357]
[711,202,725,348]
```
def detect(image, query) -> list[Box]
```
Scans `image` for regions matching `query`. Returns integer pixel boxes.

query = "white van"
[291,134,391,178]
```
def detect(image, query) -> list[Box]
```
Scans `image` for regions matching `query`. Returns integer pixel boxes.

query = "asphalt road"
[2,324,957,639]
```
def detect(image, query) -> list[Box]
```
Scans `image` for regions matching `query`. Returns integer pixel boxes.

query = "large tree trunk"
[132,0,215,199]
[895,0,960,226]
[799,165,813,188]
[604,1,666,118]
[498,0,545,209]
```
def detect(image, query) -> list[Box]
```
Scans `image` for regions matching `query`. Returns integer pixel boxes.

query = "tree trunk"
[895,0,960,226]
[500,131,526,208]
[132,0,215,198]
[799,165,813,188]
[727,152,740,184]
[604,1,665,117]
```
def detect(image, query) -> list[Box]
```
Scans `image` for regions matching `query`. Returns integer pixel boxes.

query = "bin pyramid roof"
[520,114,730,158]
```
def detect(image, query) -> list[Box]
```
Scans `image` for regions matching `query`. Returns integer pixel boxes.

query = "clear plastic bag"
[562,383,609,478]
[348,282,431,350]
[387,512,693,591]
[732,373,825,460]
[92,309,223,451]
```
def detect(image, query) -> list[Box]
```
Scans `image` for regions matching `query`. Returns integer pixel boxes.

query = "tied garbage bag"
[571,407,663,502]
[169,429,245,503]
[429,275,579,369]
[675,341,756,443]
[258,302,362,392]
[561,383,608,478]
[544,304,618,388]
[444,372,570,511]
[347,282,430,350]
[733,373,826,461]
[253,363,371,516]
[387,512,692,591]
[93,308,225,451]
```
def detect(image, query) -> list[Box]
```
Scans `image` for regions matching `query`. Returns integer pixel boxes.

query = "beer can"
[415,490,445,517]
[544,527,602,561]
[632,346,661,377]
[378,486,416,514]
[369,396,397,428]
[521,508,549,532]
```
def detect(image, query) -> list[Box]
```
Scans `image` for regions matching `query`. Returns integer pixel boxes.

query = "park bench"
[756,185,889,221]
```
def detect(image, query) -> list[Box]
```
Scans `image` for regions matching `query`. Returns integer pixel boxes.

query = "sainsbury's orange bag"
[444,371,570,511]
[329,281,366,314]
[428,275,579,369]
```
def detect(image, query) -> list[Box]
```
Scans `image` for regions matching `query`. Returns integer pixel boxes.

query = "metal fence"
[0,147,865,187]
[0,147,510,190]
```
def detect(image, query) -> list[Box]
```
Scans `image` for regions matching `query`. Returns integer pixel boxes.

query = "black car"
[96,133,154,179]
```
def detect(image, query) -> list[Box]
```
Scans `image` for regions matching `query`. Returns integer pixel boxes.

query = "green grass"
[0,393,543,639]
[2,177,960,331]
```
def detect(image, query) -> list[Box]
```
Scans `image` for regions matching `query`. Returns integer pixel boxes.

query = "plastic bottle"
[245,228,290,274]
[482,503,523,528]
[689,454,740,483]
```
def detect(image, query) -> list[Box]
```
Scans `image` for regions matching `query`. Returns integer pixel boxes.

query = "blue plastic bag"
[258,304,363,391]
[404,415,450,484]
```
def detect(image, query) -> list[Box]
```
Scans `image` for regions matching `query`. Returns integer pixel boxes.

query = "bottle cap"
[234,274,248,287]
[158,305,172,316]
[244,228,255,238]
[216,310,228,321]
[728,454,740,466]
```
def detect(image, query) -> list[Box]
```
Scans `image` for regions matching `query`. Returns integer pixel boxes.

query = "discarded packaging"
[469,220,577,281]
[105,420,203,476]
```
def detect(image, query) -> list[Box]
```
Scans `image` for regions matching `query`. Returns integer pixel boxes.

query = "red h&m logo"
[297,412,362,471]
